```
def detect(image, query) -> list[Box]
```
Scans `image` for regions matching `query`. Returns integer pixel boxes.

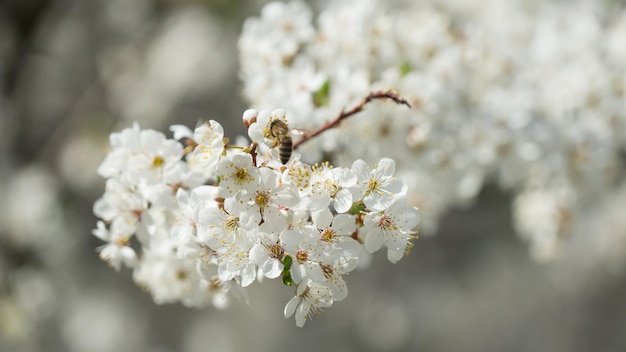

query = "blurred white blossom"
[239,0,626,263]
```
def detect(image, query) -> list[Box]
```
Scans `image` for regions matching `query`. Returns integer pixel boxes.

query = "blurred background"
[1,0,626,351]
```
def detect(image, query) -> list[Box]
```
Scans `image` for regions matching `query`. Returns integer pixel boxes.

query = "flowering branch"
[293,90,411,150]
[93,102,420,327]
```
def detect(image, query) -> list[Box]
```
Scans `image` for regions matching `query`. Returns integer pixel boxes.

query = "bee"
[269,119,293,164]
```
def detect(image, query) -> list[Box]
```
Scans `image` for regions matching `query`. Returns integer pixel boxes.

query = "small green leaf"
[282,274,293,286]
[312,79,331,107]
[348,202,365,215]
[282,271,294,286]
[281,255,294,286]
[399,60,412,77]
[282,255,293,271]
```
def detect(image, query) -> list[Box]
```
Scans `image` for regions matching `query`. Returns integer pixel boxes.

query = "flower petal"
[333,189,353,213]
[284,296,300,318]
[375,158,396,178]
[387,248,405,264]
[311,208,333,228]
[364,229,383,253]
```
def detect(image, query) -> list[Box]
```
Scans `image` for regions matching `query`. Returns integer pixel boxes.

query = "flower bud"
[242,109,258,129]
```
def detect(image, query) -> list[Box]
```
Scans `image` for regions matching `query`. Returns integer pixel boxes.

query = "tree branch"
[293,90,411,150]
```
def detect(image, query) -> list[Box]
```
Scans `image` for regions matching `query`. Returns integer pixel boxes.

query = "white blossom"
[362,197,420,263]
[216,153,260,197]
[352,158,407,212]
[249,231,285,279]
[239,0,626,263]
[284,279,333,327]
[193,120,225,171]
[93,108,420,326]
[92,221,137,271]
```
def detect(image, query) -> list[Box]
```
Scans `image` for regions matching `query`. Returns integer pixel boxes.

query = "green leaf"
[282,255,293,270]
[312,79,331,107]
[282,271,294,286]
[399,60,412,77]
[281,255,294,286]
[348,202,365,215]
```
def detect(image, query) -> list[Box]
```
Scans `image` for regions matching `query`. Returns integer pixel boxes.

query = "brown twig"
[292,90,411,150]
[248,142,258,167]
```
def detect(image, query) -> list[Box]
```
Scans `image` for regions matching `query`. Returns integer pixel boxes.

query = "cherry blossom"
[93,103,419,326]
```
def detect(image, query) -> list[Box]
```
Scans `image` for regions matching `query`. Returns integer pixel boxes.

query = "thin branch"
[248,142,258,167]
[293,90,411,150]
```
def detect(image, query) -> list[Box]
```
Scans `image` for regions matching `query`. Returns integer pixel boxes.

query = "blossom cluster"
[239,0,626,263]
[93,108,419,327]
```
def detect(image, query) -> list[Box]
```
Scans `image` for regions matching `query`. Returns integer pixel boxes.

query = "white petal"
[97,150,127,178]
[351,159,369,178]
[284,296,300,318]
[332,214,356,234]
[385,179,406,196]
[338,237,361,257]
[248,244,267,265]
[342,257,360,272]
[177,236,201,259]
[384,232,407,252]
[212,293,229,309]
[193,185,219,200]
[275,184,300,207]
[398,207,420,230]
[98,244,122,271]
[305,263,326,282]
[364,230,383,253]
[217,263,235,282]
[161,139,184,160]
[240,265,257,287]
[331,278,348,301]
[311,208,333,228]
[265,259,284,279]
[290,264,304,284]
[364,192,395,212]
[280,229,303,252]
[333,189,353,213]
[120,247,137,267]
[308,192,331,212]
[208,120,224,137]
[169,124,193,140]
[175,188,190,205]
[271,108,286,119]
[376,158,396,178]
[387,248,405,263]
[295,302,309,327]
[247,123,264,143]
[92,221,110,241]
[337,168,357,187]
[92,197,116,221]
[260,206,287,229]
